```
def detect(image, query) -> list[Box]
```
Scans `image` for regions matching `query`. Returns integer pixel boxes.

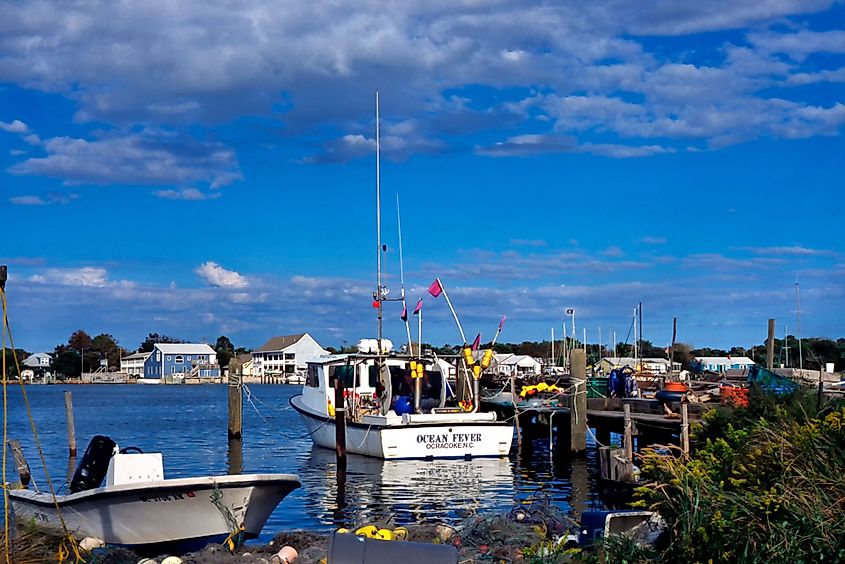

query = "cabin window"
[175,355,183,363]
[187,356,191,361]
[156,352,161,361]
[328,365,355,388]
[306,365,320,387]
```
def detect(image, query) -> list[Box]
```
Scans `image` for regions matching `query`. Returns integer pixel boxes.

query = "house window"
[284,353,295,360]
[175,355,183,363]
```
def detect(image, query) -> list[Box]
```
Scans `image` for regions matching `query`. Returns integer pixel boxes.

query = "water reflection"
[302,448,515,528]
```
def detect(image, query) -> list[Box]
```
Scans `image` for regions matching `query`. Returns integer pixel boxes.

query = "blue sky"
[1,0,843,353]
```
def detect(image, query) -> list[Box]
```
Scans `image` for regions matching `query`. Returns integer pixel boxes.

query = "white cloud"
[9,129,242,189]
[195,261,249,288]
[28,267,110,287]
[9,192,79,206]
[154,188,222,201]
[0,119,28,133]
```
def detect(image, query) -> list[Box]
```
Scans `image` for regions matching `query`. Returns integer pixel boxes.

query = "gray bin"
[327,532,459,564]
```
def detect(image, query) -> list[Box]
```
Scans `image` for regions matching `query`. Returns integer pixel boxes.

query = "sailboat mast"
[376,91,383,354]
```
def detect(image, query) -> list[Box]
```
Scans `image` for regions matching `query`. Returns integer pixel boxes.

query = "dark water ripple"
[4,384,609,544]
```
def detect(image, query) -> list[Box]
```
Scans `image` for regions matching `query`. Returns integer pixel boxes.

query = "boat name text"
[416,433,481,450]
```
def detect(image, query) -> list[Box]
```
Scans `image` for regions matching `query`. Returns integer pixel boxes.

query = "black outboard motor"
[69,435,116,493]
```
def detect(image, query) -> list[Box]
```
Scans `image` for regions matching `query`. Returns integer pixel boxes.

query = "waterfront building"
[692,356,755,373]
[142,343,219,381]
[120,351,151,377]
[252,333,327,379]
[596,357,678,374]
[22,352,52,370]
[480,353,542,378]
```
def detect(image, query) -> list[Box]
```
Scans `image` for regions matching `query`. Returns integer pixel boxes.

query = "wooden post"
[680,401,690,457]
[623,403,633,463]
[570,349,587,454]
[227,372,242,440]
[767,318,775,370]
[8,439,31,488]
[334,379,347,470]
[510,374,522,449]
[670,317,677,374]
[64,391,76,458]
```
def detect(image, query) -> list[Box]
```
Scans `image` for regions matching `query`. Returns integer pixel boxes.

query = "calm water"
[4,384,607,544]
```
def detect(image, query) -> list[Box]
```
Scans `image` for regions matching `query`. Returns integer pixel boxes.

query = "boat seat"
[105,453,164,486]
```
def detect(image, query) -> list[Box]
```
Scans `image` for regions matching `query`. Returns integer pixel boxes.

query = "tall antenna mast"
[796,281,803,370]
[375,91,383,355]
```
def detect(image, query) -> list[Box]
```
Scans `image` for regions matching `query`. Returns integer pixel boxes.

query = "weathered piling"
[623,403,634,463]
[681,401,690,456]
[227,372,242,440]
[334,379,347,470]
[64,391,76,458]
[8,439,31,488]
[570,349,587,454]
[510,374,522,449]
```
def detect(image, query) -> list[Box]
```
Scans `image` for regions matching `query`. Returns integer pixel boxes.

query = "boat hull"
[9,474,300,551]
[291,394,513,459]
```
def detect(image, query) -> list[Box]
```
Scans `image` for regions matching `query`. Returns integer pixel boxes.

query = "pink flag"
[498,315,506,332]
[401,303,408,322]
[428,279,443,298]
[471,333,481,351]
[413,298,423,315]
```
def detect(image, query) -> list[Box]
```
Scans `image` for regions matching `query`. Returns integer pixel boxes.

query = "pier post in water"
[570,349,587,454]
[227,371,242,440]
[623,403,633,463]
[510,374,522,449]
[8,439,31,488]
[334,378,347,470]
[64,391,76,458]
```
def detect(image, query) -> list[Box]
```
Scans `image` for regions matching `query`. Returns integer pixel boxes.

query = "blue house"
[142,343,219,382]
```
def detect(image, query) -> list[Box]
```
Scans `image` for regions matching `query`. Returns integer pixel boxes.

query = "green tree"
[68,329,93,351]
[91,333,125,371]
[138,333,183,353]
[215,335,234,368]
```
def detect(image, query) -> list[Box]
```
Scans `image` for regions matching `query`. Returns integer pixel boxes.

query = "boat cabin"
[300,354,449,420]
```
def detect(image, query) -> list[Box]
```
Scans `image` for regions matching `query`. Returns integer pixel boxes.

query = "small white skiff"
[9,438,300,553]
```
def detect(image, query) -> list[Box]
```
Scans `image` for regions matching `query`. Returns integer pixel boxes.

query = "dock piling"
[227,372,243,440]
[570,349,587,454]
[510,374,522,449]
[64,391,76,458]
[8,439,31,488]
[681,401,690,457]
[334,379,347,470]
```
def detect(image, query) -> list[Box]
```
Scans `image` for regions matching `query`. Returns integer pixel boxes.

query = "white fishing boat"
[9,436,300,553]
[290,350,513,459]
[290,93,512,460]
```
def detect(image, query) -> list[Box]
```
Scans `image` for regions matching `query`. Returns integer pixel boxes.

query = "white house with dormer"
[252,333,327,378]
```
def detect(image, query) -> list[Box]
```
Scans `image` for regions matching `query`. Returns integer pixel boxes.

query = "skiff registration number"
[416,432,482,450]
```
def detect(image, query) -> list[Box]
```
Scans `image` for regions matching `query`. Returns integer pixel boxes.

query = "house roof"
[237,353,253,364]
[600,357,669,365]
[255,333,307,352]
[154,343,216,355]
[22,353,51,367]
[123,351,151,360]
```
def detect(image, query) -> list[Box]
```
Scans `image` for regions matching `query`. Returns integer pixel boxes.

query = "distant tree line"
[5,332,843,380]
[4,330,250,380]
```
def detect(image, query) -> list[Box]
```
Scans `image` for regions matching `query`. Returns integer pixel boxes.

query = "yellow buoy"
[480,349,493,369]
[462,346,475,366]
